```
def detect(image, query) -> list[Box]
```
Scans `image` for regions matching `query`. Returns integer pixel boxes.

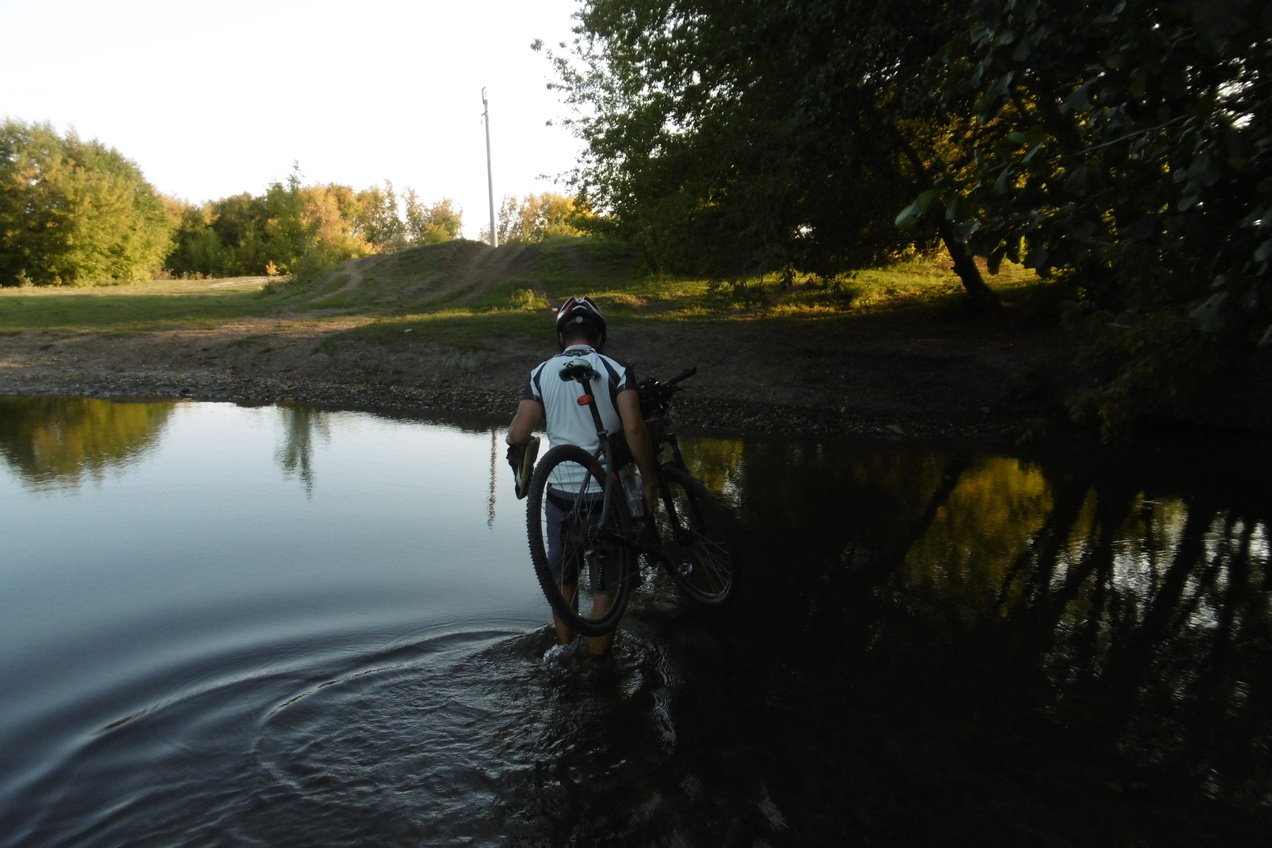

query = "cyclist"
[506,296,659,658]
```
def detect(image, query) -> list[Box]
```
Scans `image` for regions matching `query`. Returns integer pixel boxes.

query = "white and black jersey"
[523,344,635,457]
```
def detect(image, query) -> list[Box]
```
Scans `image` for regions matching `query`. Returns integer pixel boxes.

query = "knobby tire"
[526,445,636,637]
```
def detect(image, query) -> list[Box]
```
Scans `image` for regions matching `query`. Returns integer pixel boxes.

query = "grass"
[317,309,544,354]
[0,277,274,331]
[0,239,1048,338]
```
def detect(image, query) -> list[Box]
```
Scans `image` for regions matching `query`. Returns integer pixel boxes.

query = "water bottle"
[619,465,644,518]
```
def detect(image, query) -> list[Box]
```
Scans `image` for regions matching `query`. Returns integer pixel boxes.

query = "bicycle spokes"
[526,445,637,637]
[657,464,739,604]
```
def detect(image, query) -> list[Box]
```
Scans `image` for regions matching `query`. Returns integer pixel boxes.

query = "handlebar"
[637,365,697,420]
[665,366,698,388]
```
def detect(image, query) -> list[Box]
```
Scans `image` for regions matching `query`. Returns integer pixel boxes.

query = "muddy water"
[0,396,1267,846]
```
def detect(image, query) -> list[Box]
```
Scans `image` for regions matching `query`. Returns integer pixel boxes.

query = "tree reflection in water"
[0,396,175,489]
[905,456,1269,807]
[274,404,331,497]
[686,433,1270,822]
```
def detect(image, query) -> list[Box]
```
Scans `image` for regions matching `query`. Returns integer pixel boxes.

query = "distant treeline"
[164,177,587,280]
[0,119,585,287]
[163,167,464,280]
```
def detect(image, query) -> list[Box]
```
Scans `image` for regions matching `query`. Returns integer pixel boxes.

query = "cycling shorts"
[544,489,623,593]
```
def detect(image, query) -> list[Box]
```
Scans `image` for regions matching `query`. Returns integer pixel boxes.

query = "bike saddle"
[560,361,597,382]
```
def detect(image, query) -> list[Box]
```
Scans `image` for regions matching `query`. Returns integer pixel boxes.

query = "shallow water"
[0,397,1268,846]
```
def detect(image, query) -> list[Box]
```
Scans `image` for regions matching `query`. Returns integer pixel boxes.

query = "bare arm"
[506,399,543,446]
[617,388,659,514]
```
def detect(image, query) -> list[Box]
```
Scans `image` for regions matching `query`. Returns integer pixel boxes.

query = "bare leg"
[554,583,577,645]
[554,585,614,656]
[587,593,614,657]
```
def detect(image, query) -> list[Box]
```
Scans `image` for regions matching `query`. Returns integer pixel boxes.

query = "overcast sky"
[1,0,586,238]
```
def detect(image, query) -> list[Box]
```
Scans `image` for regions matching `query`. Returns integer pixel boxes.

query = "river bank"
[0,301,1076,442]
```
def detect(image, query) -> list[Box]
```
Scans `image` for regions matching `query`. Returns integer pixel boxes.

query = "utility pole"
[482,87,497,248]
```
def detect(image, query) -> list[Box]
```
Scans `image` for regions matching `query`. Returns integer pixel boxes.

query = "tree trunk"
[890,130,999,308]
[935,215,999,308]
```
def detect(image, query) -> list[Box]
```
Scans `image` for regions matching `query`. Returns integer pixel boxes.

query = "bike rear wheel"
[526,444,636,637]
[657,464,740,605]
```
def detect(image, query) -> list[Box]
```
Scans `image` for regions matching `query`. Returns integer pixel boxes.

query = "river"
[0,396,1267,846]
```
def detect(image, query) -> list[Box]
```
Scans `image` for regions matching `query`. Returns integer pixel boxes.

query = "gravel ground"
[0,306,1074,443]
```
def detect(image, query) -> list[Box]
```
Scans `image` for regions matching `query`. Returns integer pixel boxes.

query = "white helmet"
[554,296,607,348]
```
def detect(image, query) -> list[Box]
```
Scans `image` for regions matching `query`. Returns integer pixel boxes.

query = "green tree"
[541,1,992,299]
[259,164,311,270]
[354,180,407,252]
[933,0,1272,433]
[490,192,586,244]
[300,184,375,265]
[161,197,220,278]
[404,191,463,245]
[164,172,463,279]
[204,192,267,275]
[0,120,172,286]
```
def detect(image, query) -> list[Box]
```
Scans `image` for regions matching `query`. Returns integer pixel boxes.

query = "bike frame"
[558,361,696,564]
[558,361,625,530]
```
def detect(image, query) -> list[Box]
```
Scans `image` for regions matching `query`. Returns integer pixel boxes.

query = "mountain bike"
[525,364,740,637]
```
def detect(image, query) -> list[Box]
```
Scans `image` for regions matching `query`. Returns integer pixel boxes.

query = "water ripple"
[1,621,750,848]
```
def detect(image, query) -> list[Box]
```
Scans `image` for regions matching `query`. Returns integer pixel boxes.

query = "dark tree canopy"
[934,0,1272,432]
[544,0,993,299]
[549,0,1272,433]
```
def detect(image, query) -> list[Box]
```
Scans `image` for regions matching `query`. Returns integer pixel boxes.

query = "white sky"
[1,0,586,239]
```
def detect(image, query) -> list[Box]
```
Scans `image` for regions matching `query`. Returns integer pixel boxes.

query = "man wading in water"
[505,297,659,658]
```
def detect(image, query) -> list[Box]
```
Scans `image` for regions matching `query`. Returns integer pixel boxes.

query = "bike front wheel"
[526,445,636,637]
[657,464,740,605]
